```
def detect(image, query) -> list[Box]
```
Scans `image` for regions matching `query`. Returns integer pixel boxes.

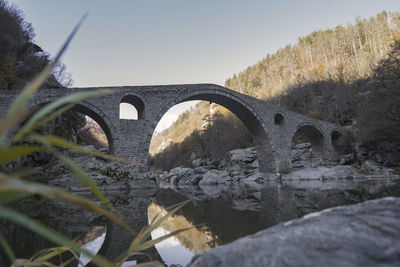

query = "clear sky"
[9,0,400,131]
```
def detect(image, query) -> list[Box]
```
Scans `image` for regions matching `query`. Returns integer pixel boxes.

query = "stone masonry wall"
[0,84,343,173]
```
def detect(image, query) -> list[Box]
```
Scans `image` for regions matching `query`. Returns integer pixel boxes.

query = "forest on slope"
[0,0,71,89]
[150,11,400,170]
[0,0,106,150]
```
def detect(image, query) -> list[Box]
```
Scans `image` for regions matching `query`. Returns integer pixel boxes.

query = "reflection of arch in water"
[148,202,212,253]
[27,99,117,153]
[147,89,276,172]
[292,123,326,154]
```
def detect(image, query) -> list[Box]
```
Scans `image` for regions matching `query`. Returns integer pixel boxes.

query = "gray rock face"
[187,197,400,267]
[199,171,225,185]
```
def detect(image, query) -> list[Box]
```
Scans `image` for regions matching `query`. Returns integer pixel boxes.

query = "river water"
[1,178,399,266]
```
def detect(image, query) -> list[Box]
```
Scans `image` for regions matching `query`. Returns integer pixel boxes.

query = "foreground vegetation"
[0,1,187,266]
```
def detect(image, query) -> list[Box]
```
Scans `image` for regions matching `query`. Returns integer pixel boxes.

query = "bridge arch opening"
[148,91,276,173]
[292,125,324,153]
[120,95,144,120]
[26,102,114,154]
[291,124,325,167]
[274,113,284,125]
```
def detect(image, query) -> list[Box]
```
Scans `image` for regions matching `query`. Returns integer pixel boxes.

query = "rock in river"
[187,197,400,267]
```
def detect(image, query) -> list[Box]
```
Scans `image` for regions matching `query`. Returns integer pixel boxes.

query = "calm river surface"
[1,178,399,266]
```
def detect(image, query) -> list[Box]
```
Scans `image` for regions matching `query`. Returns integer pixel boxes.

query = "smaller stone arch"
[274,113,284,125]
[292,123,326,154]
[120,95,145,120]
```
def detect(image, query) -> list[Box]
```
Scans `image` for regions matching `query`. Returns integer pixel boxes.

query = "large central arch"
[147,89,276,173]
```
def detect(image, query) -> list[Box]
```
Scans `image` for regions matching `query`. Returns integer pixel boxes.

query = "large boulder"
[199,171,225,185]
[187,197,400,267]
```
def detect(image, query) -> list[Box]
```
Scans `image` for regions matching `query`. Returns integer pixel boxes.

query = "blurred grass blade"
[12,89,112,142]
[0,191,31,205]
[19,103,76,140]
[0,167,40,184]
[31,247,79,265]
[7,13,87,118]
[31,247,69,263]
[32,137,114,211]
[0,230,15,262]
[0,109,31,141]
[56,154,113,209]
[114,201,189,265]
[0,205,113,267]
[128,200,190,254]
[132,227,192,252]
[59,257,76,267]
[32,135,140,165]
[0,146,44,166]
[0,181,133,233]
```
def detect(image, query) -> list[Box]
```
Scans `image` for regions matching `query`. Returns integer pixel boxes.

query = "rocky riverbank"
[33,144,400,267]
[40,143,400,197]
[156,143,399,189]
[187,197,400,267]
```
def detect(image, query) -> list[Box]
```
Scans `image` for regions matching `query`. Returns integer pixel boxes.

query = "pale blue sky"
[10,0,400,87]
[9,0,400,132]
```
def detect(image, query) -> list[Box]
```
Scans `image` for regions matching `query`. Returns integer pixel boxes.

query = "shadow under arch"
[27,99,117,154]
[147,89,276,173]
[331,129,347,155]
[292,122,326,155]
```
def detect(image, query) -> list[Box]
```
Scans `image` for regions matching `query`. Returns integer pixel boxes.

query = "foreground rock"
[187,197,400,267]
[157,146,399,193]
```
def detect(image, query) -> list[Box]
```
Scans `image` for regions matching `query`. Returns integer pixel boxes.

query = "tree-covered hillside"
[150,11,400,170]
[226,11,399,100]
[0,0,71,89]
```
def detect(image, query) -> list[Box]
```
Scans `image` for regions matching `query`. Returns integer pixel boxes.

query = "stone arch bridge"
[0,84,344,173]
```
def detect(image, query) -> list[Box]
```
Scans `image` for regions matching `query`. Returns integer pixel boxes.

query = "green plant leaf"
[132,200,190,247]
[0,109,31,142]
[18,103,76,141]
[6,13,87,118]
[114,200,190,264]
[0,205,114,267]
[0,167,41,184]
[0,230,15,262]
[30,247,79,266]
[12,89,112,143]
[0,191,31,205]
[133,227,192,252]
[58,257,76,267]
[56,154,113,209]
[0,180,133,234]
[0,146,44,166]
